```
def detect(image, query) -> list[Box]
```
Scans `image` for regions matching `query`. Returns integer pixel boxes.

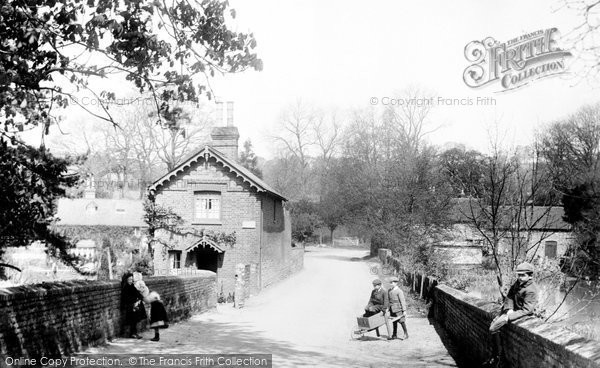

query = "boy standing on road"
[388,276,409,340]
[486,262,538,367]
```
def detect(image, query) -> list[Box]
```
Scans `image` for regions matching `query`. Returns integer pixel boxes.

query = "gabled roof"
[55,198,146,227]
[186,236,225,253]
[148,146,287,201]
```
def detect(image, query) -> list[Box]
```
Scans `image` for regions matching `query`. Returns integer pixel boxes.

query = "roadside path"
[83,247,457,367]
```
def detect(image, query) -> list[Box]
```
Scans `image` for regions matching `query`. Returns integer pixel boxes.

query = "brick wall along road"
[0,273,216,363]
[384,251,600,368]
[432,284,600,368]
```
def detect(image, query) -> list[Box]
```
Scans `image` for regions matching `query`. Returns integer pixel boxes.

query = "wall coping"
[435,284,600,366]
[0,274,216,301]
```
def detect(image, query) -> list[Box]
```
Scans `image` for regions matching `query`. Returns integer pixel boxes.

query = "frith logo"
[463,28,572,91]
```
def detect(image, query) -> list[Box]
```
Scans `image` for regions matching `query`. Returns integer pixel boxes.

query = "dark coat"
[149,300,169,329]
[366,287,389,313]
[502,279,538,321]
[122,283,147,324]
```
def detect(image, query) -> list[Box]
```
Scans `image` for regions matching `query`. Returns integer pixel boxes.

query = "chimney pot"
[216,101,224,126]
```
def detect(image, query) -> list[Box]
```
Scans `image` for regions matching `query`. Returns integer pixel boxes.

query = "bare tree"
[384,88,439,153]
[313,109,342,167]
[462,144,558,296]
[81,101,213,198]
[152,102,213,171]
[273,100,317,173]
[560,0,600,82]
[271,101,343,200]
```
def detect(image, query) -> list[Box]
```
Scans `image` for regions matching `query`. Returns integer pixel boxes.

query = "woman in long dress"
[121,272,147,339]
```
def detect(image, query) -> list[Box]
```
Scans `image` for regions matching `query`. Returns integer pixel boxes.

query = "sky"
[23,0,600,159]
[210,0,600,157]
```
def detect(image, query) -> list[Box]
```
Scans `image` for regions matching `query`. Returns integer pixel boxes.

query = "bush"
[481,255,496,270]
[130,253,153,275]
[446,274,476,292]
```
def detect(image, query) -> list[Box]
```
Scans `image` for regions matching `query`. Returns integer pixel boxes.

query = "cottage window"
[194,191,221,220]
[169,251,181,269]
[545,241,557,258]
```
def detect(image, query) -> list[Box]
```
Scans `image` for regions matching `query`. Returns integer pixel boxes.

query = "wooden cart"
[350,312,404,340]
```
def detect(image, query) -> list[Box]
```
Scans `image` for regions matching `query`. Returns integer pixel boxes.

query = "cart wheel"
[350,325,364,340]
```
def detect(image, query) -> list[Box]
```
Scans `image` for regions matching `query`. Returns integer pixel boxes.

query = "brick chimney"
[211,101,239,160]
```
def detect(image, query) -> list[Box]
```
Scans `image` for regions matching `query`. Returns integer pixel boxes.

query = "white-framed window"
[168,250,181,269]
[194,191,221,220]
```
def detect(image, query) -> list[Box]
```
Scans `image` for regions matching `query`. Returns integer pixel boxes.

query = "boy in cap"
[388,276,409,340]
[363,279,391,339]
[486,262,538,367]
[363,278,392,338]
[363,279,389,317]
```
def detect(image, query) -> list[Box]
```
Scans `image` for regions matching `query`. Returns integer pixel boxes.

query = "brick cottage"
[148,124,303,296]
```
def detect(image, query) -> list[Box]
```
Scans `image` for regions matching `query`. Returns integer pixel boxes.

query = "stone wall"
[0,273,216,362]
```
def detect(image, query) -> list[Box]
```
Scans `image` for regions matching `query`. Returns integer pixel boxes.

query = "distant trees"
[318,93,453,266]
[264,92,456,265]
[239,139,263,178]
[97,102,212,192]
[539,103,600,277]
[288,200,322,243]
[439,147,486,197]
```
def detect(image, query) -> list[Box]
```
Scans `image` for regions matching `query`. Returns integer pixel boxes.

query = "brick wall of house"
[153,158,261,295]
[432,284,600,368]
[260,197,295,288]
[0,274,216,362]
[153,157,301,296]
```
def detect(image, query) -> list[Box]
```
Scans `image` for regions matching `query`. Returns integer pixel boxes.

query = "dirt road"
[84,247,457,367]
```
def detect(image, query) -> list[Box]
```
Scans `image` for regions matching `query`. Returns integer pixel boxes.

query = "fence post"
[420,273,425,299]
